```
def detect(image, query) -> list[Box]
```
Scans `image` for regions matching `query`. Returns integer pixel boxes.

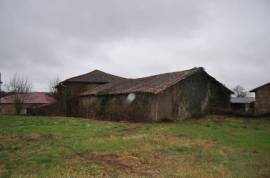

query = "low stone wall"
[27,103,61,116]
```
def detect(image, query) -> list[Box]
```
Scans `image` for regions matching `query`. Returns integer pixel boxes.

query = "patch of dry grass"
[0,115,269,177]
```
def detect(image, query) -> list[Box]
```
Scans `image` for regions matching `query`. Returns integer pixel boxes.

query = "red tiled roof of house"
[80,67,232,96]
[0,92,56,104]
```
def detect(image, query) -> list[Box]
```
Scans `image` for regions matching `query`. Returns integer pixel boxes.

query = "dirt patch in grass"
[153,135,193,146]
[69,152,159,177]
[113,125,144,136]
[22,133,57,141]
[154,135,215,150]
[0,133,58,143]
[0,164,8,178]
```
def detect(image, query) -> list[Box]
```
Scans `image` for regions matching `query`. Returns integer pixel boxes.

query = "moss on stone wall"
[179,72,209,117]
[84,93,152,121]
[158,71,231,120]
[208,80,231,113]
[58,83,101,117]
[79,72,231,121]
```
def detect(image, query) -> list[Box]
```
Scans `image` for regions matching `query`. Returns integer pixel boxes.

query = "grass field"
[0,115,269,178]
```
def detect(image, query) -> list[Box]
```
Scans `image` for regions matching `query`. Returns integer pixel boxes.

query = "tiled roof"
[60,69,127,84]
[0,92,56,104]
[230,97,255,104]
[80,67,231,96]
[250,82,270,92]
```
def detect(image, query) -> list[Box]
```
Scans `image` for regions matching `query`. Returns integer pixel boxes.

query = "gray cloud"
[0,0,269,91]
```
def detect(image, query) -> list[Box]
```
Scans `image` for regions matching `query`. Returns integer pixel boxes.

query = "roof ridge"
[250,82,270,92]
[133,67,204,80]
[80,67,208,96]
[0,92,56,104]
[60,69,127,85]
[62,69,105,82]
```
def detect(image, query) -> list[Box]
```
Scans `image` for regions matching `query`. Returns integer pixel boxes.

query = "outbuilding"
[230,97,255,114]
[0,92,56,115]
[79,67,233,121]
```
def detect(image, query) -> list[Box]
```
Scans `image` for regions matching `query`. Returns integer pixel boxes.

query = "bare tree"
[49,77,60,96]
[233,85,247,98]
[7,74,32,114]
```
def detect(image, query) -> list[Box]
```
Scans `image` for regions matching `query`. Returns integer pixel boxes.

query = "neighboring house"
[79,67,233,121]
[230,97,255,113]
[250,82,270,115]
[56,70,127,116]
[0,92,56,115]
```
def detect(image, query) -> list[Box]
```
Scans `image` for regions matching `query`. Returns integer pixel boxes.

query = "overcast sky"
[0,0,269,92]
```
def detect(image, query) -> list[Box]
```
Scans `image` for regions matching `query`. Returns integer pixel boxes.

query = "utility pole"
[0,72,2,113]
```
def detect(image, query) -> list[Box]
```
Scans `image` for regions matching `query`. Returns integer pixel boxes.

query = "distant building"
[230,97,255,113]
[79,67,233,121]
[0,92,56,115]
[250,82,270,115]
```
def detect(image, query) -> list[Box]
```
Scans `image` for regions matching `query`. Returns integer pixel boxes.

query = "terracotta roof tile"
[0,92,56,104]
[60,69,127,84]
[250,82,270,92]
[80,67,210,96]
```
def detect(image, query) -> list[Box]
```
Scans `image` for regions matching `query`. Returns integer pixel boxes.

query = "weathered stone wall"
[79,93,155,121]
[147,72,231,121]
[0,104,16,114]
[255,85,270,114]
[78,72,231,121]
[57,82,101,116]
[152,72,211,120]
[58,83,100,96]
[0,103,45,115]
[208,79,231,113]
[27,103,60,116]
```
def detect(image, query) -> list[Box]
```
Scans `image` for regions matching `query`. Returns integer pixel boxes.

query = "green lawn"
[0,115,269,178]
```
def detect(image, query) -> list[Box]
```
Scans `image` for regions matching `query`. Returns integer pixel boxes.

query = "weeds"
[0,115,269,177]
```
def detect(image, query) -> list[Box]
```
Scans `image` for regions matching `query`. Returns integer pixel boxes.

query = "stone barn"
[79,67,232,121]
[56,70,127,116]
[250,82,270,115]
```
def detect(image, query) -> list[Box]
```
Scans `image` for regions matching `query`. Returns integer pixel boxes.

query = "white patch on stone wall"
[126,93,136,104]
